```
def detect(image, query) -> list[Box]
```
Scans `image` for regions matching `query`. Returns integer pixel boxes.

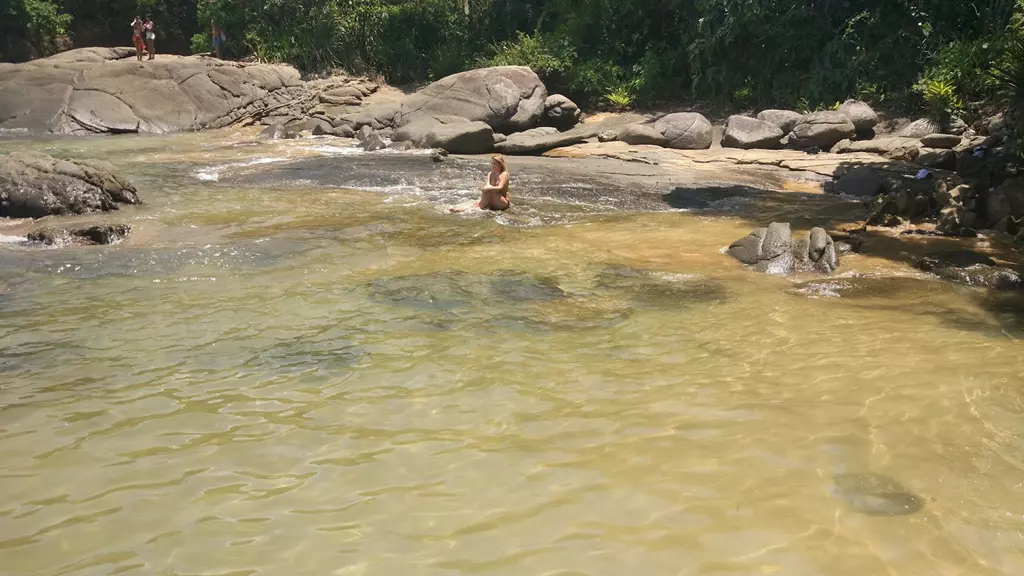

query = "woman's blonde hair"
[491,154,508,173]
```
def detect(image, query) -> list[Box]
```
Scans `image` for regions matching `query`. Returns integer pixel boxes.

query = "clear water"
[2,131,1024,575]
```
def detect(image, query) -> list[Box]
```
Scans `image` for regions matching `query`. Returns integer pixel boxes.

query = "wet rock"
[836,100,878,131]
[835,166,885,198]
[757,109,803,133]
[728,222,839,275]
[495,124,598,154]
[313,123,354,138]
[787,111,856,149]
[359,130,388,152]
[919,251,1022,290]
[370,270,566,311]
[920,133,962,149]
[27,224,132,246]
[900,118,944,138]
[542,94,583,130]
[596,267,729,308]
[1,151,140,219]
[654,113,713,150]
[832,473,924,516]
[722,115,784,149]
[429,149,448,162]
[792,276,950,299]
[916,148,956,170]
[258,122,298,140]
[255,338,364,375]
[488,270,565,301]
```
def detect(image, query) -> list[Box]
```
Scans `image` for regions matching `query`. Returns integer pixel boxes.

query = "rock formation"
[727,222,839,275]
[618,113,713,150]
[1,151,139,218]
[722,115,784,149]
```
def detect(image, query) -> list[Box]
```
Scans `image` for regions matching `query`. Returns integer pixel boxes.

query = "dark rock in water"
[1,151,140,218]
[359,131,388,152]
[430,149,448,163]
[918,251,1022,290]
[28,224,132,246]
[488,270,565,301]
[370,270,566,311]
[596,267,729,308]
[728,222,840,275]
[253,338,364,375]
[835,166,885,198]
[313,122,355,138]
[832,472,924,516]
[258,122,299,140]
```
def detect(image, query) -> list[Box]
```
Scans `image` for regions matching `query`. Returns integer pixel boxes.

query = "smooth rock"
[494,124,599,154]
[832,137,922,156]
[757,109,803,133]
[920,133,962,149]
[359,131,388,152]
[258,122,298,140]
[722,115,784,149]
[423,121,494,154]
[1,151,139,219]
[788,111,856,149]
[542,94,582,130]
[837,100,879,131]
[618,123,669,146]
[653,113,713,149]
[728,223,840,275]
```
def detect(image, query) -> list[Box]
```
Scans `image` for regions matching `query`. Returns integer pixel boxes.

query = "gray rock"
[919,251,1022,290]
[494,125,599,154]
[916,148,956,170]
[757,109,803,133]
[492,133,507,145]
[653,113,713,149]
[835,166,885,197]
[392,115,469,146]
[399,66,547,133]
[920,133,962,149]
[28,224,132,246]
[728,223,840,275]
[1,151,139,219]
[722,115,784,149]
[356,124,374,142]
[788,111,856,149]
[0,48,303,135]
[359,131,388,152]
[727,227,766,264]
[542,94,582,130]
[258,122,298,140]
[618,123,669,146]
[761,222,792,258]
[837,99,879,131]
[900,118,944,138]
[423,121,494,154]
[430,149,448,162]
[832,137,923,157]
[597,130,618,143]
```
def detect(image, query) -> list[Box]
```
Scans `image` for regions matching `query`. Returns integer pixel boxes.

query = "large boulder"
[757,109,803,133]
[837,99,879,131]
[542,94,582,130]
[618,123,669,146]
[787,111,856,149]
[0,48,304,134]
[722,115,784,149]
[495,124,599,155]
[654,113,713,149]
[727,223,839,275]
[423,121,494,154]
[900,118,944,138]
[835,166,886,198]
[1,151,139,218]
[399,66,547,133]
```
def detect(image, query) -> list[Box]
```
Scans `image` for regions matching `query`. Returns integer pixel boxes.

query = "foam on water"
[194,156,290,181]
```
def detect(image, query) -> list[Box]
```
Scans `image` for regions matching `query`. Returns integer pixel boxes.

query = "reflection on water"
[2,130,1024,575]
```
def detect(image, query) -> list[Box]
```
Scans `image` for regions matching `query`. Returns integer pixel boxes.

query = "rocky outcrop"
[836,100,878,131]
[757,109,803,133]
[918,251,1021,290]
[1,151,139,218]
[787,111,856,149]
[28,224,132,246]
[722,115,784,149]
[542,94,582,130]
[727,222,839,275]
[0,47,304,135]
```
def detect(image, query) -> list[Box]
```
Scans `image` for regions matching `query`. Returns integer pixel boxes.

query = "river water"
[2,130,1024,575]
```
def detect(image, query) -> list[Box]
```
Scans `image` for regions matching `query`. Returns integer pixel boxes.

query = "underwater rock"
[832,472,925,516]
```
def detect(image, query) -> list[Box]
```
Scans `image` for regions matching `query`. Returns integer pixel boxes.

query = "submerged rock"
[832,472,924,516]
[28,224,132,246]
[369,270,566,311]
[1,151,139,219]
[728,223,839,275]
[596,267,729,308]
[918,251,1021,290]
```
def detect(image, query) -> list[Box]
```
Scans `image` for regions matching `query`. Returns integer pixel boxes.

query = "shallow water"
[2,131,1024,575]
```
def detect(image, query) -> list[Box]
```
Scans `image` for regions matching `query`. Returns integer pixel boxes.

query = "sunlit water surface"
[2,131,1024,575]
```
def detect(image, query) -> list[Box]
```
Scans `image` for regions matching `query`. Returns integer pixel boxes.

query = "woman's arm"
[481,172,509,192]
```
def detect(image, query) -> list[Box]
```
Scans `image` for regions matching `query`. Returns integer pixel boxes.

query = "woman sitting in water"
[452,155,510,212]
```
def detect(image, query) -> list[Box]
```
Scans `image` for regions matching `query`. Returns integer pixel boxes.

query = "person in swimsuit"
[131,16,145,61]
[452,155,511,212]
[212,22,226,58]
[144,17,156,60]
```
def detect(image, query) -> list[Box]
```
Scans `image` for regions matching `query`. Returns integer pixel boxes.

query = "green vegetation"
[5,0,1024,126]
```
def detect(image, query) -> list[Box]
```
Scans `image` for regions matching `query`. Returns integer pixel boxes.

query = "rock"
[837,100,878,131]
[918,251,1022,290]
[399,66,547,133]
[835,166,885,197]
[920,133,962,149]
[787,111,856,149]
[313,123,354,138]
[430,149,448,162]
[653,113,713,149]
[303,117,333,135]
[542,94,582,130]
[916,148,956,170]
[721,115,784,149]
[392,115,467,146]
[978,113,1007,137]
[833,473,924,517]
[618,123,669,146]
[359,131,388,152]
[990,177,1024,220]
[1,151,139,219]
[423,121,494,154]
[492,133,507,145]
[28,224,132,246]
[948,117,969,136]
[494,124,599,154]
[832,137,923,157]
[322,86,364,100]
[0,48,303,135]
[756,109,803,133]
[899,118,944,138]
[258,122,298,140]
[597,130,618,143]
[727,222,840,275]
[319,94,361,107]
[356,125,374,142]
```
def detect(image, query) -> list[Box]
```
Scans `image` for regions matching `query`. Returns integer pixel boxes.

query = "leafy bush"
[0,0,72,61]
[917,78,964,122]
[605,85,634,110]
[190,33,209,56]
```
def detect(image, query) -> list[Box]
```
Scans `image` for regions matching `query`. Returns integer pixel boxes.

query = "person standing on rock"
[144,17,156,60]
[451,155,511,212]
[131,16,145,61]
[212,22,226,59]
